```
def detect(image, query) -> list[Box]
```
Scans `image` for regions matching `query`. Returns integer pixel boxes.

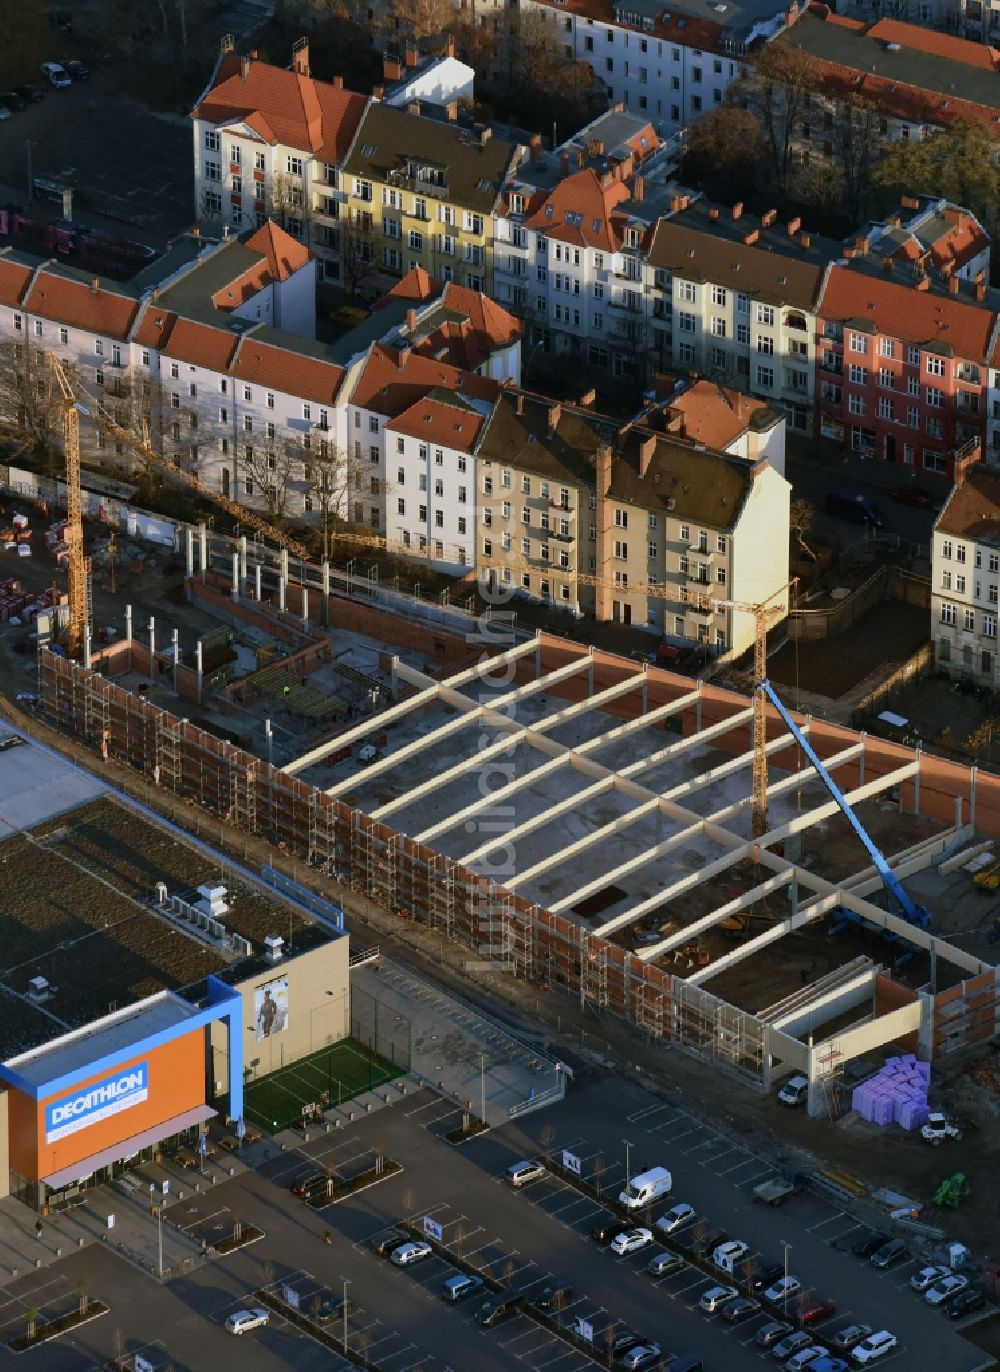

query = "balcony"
[388,171,450,201]
[610,295,643,313]
[312,197,340,221]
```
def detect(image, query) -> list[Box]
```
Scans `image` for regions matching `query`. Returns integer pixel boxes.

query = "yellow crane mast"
[48,356,88,659]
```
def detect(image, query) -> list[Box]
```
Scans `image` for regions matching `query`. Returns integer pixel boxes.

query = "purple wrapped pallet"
[874,1095,895,1126]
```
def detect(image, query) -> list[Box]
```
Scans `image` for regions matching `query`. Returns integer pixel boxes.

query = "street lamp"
[480,1054,487,1125]
[623,1139,633,1198]
[781,1240,792,1316]
[342,1276,351,1354]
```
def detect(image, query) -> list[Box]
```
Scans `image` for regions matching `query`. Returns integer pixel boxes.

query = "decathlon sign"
[45,1063,149,1144]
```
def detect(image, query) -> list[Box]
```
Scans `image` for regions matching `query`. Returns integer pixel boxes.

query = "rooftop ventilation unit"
[27,976,50,1002]
[264,934,285,962]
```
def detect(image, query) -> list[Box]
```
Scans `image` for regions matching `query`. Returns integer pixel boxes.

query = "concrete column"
[231,553,239,601]
[969,765,977,830]
[390,654,400,698]
[265,718,273,769]
[239,535,247,582]
[125,604,133,667]
[185,527,194,578]
[535,638,542,680]
[83,626,92,671]
[588,656,595,696]
[322,560,331,627]
[301,587,309,628]
[955,793,964,831]
[642,663,648,714]
[913,745,921,816]
[929,937,938,992]
[149,616,155,665]
[695,678,703,732]
[195,639,203,705]
[172,629,180,693]
[255,563,262,602]
[858,730,866,787]
[198,523,208,583]
[278,575,287,613]
[279,548,289,585]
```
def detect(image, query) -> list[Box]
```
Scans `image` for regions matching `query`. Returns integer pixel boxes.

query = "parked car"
[61,59,89,79]
[289,1169,325,1198]
[870,1239,907,1270]
[809,1360,849,1372]
[0,106,10,121]
[313,1294,353,1323]
[787,1349,829,1372]
[656,1202,696,1234]
[621,1345,662,1370]
[507,1159,546,1187]
[764,1275,803,1304]
[925,1274,970,1307]
[831,1323,872,1349]
[476,1293,523,1327]
[851,1331,897,1364]
[756,1321,793,1348]
[225,1308,270,1335]
[532,1281,573,1312]
[777,1074,809,1106]
[607,1328,643,1356]
[39,62,71,88]
[442,1274,484,1303]
[390,1240,432,1267]
[16,83,45,102]
[698,1284,738,1313]
[369,1226,406,1256]
[722,1296,760,1322]
[891,484,935,507]
[611,1227,655,1256]
[1,90,26,110]
[946,1289,986,1319]
[648,1250,685,1278]
[851,1231,888,1258]
[750,1263,787,1294]
[773,1330,814,1360]
[911,1265,950,1293]
[799,1299,836,1327]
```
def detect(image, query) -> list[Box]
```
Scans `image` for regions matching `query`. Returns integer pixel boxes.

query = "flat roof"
[0,727,107,835]
[6,990,202,1088]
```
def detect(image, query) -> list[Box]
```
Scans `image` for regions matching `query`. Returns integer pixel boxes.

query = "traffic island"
[9,1301,108,1353]
[445,1117,490,1144]
[255,1290,377,1367]
[213,1222,264,1255]
[305,1159,402,1209]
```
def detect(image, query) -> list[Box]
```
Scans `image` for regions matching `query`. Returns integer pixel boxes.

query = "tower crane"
[48,356,89,660]
[712,580,797,838]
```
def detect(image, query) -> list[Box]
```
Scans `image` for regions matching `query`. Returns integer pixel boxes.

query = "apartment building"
[932,454,1000,684]
[520,0,793,137]
[338,101,522,298]
[190,39,368,283]
[815,256,998,477]
[476,387,790,652]
[656,377,786,475]
[644,199,832,432]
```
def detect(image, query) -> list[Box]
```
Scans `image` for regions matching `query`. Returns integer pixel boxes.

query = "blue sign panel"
[45,1062,149,1144]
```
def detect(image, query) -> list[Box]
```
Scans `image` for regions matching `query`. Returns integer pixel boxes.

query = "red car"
[797,1298,836,1327]
[891,485,934,507]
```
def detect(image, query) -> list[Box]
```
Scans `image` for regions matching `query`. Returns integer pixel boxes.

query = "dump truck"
[753,1172,808,1207]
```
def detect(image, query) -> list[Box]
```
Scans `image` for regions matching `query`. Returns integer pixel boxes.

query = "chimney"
[406,308,417,332]
[292,38,310,76]
[405,42,419,67]
[955,441,982,487]
[240,54,251,80]
[709,206,720,221]
[372,85,384,100]
[977,279,987,302]
[799,232,811,249]
[91,276,100,292]
[856,235,870,256]
[949,274,960,295]
[407,100,421,115]
[264,934,284,962]
[383,56,403,81]
[732,201,744,221]
[579,387,596,407]
[639,433,656,477]
[516,392,524,415]
[762,208,777,228]
[399,345,411,367]
[916,277,930,291]
[529,133,542,162]
[445,33,455,58]
[446,100,459,122]
[669,194,684,213]
[560,152,570,178]
[787,216,801,236]
[943,205,964,226]
[734,391,742,419]
[547,402,561,435]
[743,229,759,246]
[332,74,344,89]
[632,175,644,203]
[882,256,894,272]
[900,194,919,210]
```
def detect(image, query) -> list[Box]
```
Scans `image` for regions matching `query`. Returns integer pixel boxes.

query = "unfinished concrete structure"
[40,625,1000,1117]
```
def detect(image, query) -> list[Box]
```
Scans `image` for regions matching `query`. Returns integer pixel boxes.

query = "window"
[33,320,42,337]
[736,323,750,345]
[243,415,253,433]
[58,327,68,345]
[678,312,695,333]
[711,285,727,307]
[925,387,944,408]
[985,616,997,639]
[848,331,868,354]
[878,397,894,420]
[942,539,953,559]
[848,364,867,385]
[614,540,628,559]
[756,365,774,389]
[286,156,303,177]
[926,355,945,377]
[204,130,220,151]
[964,608,976,632]
[957,575,967,595]
[614,510,628,528]
[242,385,252,402]
[757,336,774,355]
[941,602,956,626]
[907,344,920,366]
[879,338,895,359]
[711,317,726,338]
[678,282,697,303]
[878,368,893,389]
[756,304,774,326]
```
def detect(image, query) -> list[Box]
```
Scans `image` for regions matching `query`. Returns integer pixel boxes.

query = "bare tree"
[241,433,299,523]
[789,497,818,563]
[111,1327,128,1371]
[592,1155,606,1196]
[341,208,378,302]
[25,1306,38,1343]
[387,0,454,42]
[77,1277,89,1317]
[540,1123,556,1154]
[302,439,369,559]
[734,46,819,197]
[0,339,63,468]
[260,1257,275,1291]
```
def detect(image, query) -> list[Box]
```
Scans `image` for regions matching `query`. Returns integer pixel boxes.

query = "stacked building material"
[46,520,70,567]
[852,1055,931,1130]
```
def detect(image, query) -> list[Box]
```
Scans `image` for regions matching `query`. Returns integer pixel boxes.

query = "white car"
[611,1227,654,1256]
[656,1202,695,1234]
[40,62,71,89]
[852,1331,898,1365]
[926,1274,969,1306]
[225,1308,270,1334]
[507,1160,546,1187]
[764,1275,802,1304]
[698,1284,738,1313]
[390,1240,433,1266]
[786,1348,828,1372]
[910,1264,949,1292]
[713,1239,750,1271]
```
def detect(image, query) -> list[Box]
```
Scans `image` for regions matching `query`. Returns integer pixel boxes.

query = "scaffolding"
[229,757,258,834]
[428,853,456,938]
[156,714,182,794]
[306,790,339,876]
[580,931,610,1013]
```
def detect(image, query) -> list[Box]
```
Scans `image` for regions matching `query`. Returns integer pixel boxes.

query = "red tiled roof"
[350,343,499,418]
[192,54,367,160]
[867,18,1000,71]
[24,272,139,339]
[162,318,238,371]
[0,257,34,309]
[371,265,440,311]
[526,0,726,51]
[212,221,311,311]
[437,283,522,349]
[936,463,1000,537]
[810,60,1000,134]
[523,168,631,252]
[666,380,769,451]
[232,339,344,405]
[820,265,995,361]
[132,303,178,350]
[386,395,485,451]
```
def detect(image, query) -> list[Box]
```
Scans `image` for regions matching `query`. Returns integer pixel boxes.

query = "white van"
[777,1075,809,1107]
[619,1166,672,1210]
[712,1239,750,1274]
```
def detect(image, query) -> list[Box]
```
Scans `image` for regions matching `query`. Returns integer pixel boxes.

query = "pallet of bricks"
[0,578,32,624]
[2,513,32,558]
[46,519,70,567]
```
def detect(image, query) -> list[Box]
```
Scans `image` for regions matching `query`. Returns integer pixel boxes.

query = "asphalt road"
[8,1077,988,1372]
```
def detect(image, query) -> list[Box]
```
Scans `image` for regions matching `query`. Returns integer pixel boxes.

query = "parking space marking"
[807,1214,848,1235]
[627,1103,672,1123]
[734,1168,775,1189]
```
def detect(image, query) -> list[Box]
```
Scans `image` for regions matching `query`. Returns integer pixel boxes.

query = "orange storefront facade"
[8,1030,206,1184]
